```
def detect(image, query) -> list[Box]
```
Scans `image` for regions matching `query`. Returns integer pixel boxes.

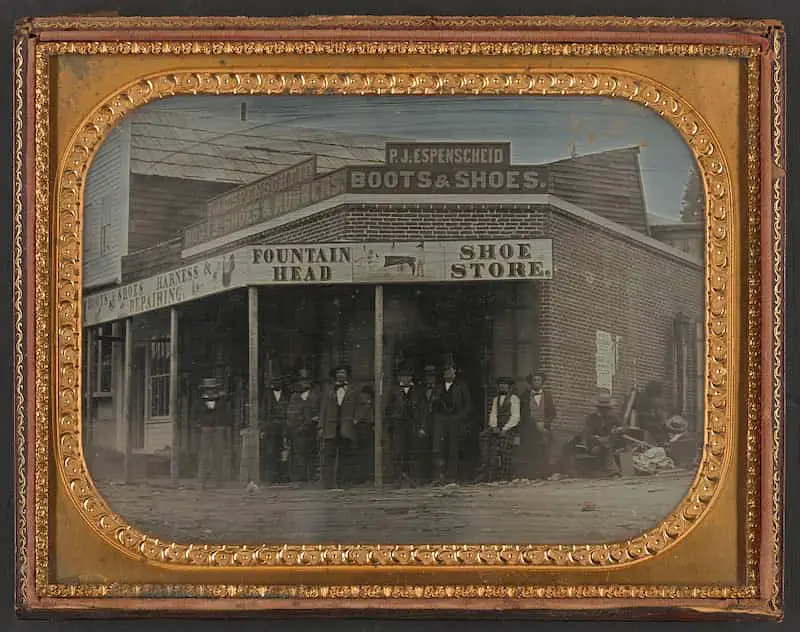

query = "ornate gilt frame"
[13,15,785,619]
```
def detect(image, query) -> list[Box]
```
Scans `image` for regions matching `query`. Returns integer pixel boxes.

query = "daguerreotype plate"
[13,15,785,619]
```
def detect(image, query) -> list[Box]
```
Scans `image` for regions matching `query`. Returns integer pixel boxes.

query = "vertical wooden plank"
[373,284,384,488]
[249,287,259,432]
[239,286,260,484]
[84,326,94,451]
[123,318,133,483]
[169,308,179,486]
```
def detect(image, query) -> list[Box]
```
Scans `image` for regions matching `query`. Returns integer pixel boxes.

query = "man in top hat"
[385,365,422,487]
[318,365,359,488]
[560,390,625,478]
[518,370,558,480]
[432,359,473,484]
[196,376,233,488]
[476,376,521,482]
[405,363,438,485]
[286,368,319,483]
[260,374,290,484]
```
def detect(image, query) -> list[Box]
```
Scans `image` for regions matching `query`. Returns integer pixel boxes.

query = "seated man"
[560,391,625,478]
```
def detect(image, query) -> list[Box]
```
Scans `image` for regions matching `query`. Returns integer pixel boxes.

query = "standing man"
[352,385,375,485]
[432,361,472,485]
[196,377,233,488]
[519,370,558,480]
[477,376,521,482]
[318,365,358,489]
[286,369,319,483]
[385,365,421,487]
[412,364,438,485]
[260,374,290,484]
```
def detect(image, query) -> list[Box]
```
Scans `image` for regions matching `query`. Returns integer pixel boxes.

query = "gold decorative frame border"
[23,15,777,33]
[13,16,784,615]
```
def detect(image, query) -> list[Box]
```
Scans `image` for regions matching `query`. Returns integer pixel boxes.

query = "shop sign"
[84,239,553,326]
[183,143,550,251]
[83,252,239,327]
[206,157,317,218]
[384,142,511,166]
[246,239,553,285]
[183,168,348,249]
[346,166,548,194]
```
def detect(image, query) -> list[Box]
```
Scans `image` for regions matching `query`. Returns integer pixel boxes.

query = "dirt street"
[96,471,695,545]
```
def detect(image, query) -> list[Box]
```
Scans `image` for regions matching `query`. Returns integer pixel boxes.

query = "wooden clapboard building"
[82,109,705,484]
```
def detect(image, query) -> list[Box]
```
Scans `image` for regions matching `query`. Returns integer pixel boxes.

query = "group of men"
[255,362,560,489]
[193,362,684,488]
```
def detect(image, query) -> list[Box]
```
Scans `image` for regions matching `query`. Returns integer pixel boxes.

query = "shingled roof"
[547,146,649,234]
[127,108,394,184]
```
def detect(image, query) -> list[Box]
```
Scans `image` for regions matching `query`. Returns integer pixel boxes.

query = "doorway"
[384,283,494,479]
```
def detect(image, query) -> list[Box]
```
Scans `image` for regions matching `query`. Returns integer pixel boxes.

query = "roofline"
[178,192,702,267]
[546,195,703,266]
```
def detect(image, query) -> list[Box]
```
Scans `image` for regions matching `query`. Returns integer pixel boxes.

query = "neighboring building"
[82,139,705,482]
[649,221,705,262]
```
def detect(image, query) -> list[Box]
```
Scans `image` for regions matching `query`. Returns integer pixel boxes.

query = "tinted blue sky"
[148,95,696,221]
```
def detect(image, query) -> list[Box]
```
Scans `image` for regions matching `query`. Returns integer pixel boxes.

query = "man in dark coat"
[432,361,472,485]
[285,370,319,483]
[318,365,359,489]
[351,385,375,485]
[196,377,233,488]
[260,374,290,484]
[560,391,625,478]
[518,370,558,480]
[411,364,438,485]
[385,366,421,487]
[635,381,671,447]
[477,376,521,482]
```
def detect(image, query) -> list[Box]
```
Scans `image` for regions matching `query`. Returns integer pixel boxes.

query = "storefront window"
[90,324,114,396]
[148,339,171,418]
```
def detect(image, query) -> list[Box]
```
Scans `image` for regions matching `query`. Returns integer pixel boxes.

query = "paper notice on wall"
[596,330,617,395]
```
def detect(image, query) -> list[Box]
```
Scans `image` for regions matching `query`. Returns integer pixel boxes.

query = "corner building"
[82,141,705,482]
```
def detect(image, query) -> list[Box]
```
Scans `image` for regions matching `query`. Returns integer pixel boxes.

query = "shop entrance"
[384,283,494,479]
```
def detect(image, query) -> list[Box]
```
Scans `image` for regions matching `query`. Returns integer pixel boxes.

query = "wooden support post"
[122,318,133,483]
[169,308,179,486]
[84,326,94,451]
[240,287,261,484]
[373,285,384,488]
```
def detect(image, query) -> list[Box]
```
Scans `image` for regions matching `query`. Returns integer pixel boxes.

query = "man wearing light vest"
[476,376,521,482]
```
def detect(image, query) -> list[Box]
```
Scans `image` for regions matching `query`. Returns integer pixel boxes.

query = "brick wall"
[252,203,548,244]
[538,209,705,451]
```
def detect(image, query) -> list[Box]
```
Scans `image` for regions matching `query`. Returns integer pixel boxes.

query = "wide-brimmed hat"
[496,376,514,386]
[423,364,438,375]
[397,364,415,377]
[665,415,689,433]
